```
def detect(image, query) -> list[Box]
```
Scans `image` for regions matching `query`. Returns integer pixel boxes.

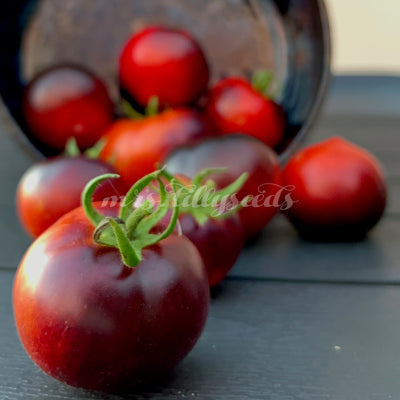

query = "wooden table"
[1,76,400,400]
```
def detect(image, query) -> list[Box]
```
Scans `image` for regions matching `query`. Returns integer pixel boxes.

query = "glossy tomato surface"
[119,26,209,108]
[23,65,114,151]
[16,156,127,238]
[13,205,209,391]
[136,186,244,287]
[99,109,213,187]
[282,136,387,240]
[205,77,286,149]
[179,214,243,286]
[166,135,283,239]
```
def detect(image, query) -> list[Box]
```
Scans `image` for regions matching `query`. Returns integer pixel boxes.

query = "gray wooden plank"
[323,76,400,118]
[2,269,400,400]
[230,214,400,283]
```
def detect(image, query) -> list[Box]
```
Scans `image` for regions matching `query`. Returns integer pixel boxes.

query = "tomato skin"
[166,135,283,239]
[99,109,213,187]
[119,26,209,108]
[282,136,387,240]
[23,65,114,151]
[16,156,127,238]
[136,186,244,287]
[13,205,209,391]
[205,77,286,149]
[179,214,243,286]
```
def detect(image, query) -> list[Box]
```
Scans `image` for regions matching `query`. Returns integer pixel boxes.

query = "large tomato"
[166,135,283,239]
[13,173,209,390]
[99,108,212,187]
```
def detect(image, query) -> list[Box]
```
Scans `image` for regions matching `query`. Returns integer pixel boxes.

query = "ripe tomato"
[99,108,212,187]
[13,173,209,391]
[16,156,127,238]
[178,214,243,286]
[136,172,246,287]
[119,26,209,108]
[23,65,114,151]
[166,135,283,239]
[205,77,286,149]
[282,136,387,240]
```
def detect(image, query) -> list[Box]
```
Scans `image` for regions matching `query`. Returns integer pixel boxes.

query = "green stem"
[64,137,81,157]
[85,139,106,159]
[122,100,144,120]
[125,201,153,233]
[82,173,120,226]
[192,168,227,188]
[145,96,159,116]
[107,218,141,267]
[119,169,163,221]
[161,168,249,226]
[143,179,180,246]
[252,69,274,96]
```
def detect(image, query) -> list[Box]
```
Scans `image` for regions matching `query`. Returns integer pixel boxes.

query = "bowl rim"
[279,0,332,165]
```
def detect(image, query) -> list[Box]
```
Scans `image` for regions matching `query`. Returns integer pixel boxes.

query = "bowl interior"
[0,0,330,159]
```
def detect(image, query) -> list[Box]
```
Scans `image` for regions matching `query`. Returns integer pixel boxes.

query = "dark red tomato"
[179,214,243,286]
[119,26,209,108]
[16,157,127,238]
[166,135,283,239]
[99,109,212,187]
[205,77,286,148]
[282,136,387,240]
[136,183,244,287]
[23,65,114,151]
[13,204,209,390]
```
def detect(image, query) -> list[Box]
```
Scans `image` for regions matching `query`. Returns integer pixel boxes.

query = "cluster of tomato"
[13,25,387,392]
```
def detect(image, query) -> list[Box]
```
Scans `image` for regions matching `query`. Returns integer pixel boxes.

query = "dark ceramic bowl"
[0,0,331,161]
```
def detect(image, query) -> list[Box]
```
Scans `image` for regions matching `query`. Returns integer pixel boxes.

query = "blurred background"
[327,0,400,74]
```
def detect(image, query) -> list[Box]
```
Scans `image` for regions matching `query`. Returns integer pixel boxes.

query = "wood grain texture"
[2,270,400,400]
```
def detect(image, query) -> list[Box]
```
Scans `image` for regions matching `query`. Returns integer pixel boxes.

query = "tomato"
[16,156,127,238]
[166,135,283,239]
[99,108,212,187]
[177,214,243,286]
[136,172,246,287]
[119,26,209,108]
[205,77,286,149]
[281,136,387,240]
[23,65,114,151]
[13,172,209,391]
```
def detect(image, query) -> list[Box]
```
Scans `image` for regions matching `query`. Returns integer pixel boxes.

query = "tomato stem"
[122,96,160,120]
[64,137,81,157]
[83,168,179,268]
[122,100,144,120]
[161,169,249,226]
[251,69,282,99]
[82,173,120,226]
[145,96,160,117]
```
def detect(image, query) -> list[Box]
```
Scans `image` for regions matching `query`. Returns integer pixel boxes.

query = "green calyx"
[81,168,179,268]
[251,69,281,99]
[64,137,105,159]
[122,95,160,120]
[161,169,250,226]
